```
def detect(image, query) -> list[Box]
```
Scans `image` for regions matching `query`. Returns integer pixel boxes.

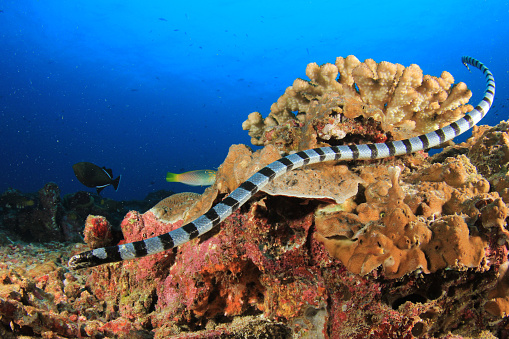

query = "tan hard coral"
[262,163,363,204]
[314,157,491,279]
[173,119,505,282]
[243,55,473,151]
[315,166,433,278]
[467,121,509,201]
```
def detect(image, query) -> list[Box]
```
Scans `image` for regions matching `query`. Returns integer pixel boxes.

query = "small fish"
[158,17,167,21]
[73,162,121,194]
[166,170,216,186]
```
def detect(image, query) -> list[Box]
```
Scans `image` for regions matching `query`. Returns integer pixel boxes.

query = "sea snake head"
[68,247,112,269]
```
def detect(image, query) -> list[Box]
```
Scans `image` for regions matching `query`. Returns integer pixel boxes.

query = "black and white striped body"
[68,56,495,270]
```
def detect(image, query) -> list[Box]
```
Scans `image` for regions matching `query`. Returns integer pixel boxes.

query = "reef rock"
[0,183,65,242]
[83,215,113,249]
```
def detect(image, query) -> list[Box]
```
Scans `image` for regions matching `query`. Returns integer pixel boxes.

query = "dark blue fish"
[73,162,121,195]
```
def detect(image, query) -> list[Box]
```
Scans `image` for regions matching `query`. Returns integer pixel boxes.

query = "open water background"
[1,0,508,200]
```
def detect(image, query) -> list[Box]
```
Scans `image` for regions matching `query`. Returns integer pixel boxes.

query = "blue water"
[1,1,508,201]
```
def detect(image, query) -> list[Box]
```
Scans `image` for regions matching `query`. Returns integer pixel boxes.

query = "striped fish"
[68,57,495,269]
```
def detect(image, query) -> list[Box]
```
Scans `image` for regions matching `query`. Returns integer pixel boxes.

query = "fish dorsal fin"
[102,167,113,179]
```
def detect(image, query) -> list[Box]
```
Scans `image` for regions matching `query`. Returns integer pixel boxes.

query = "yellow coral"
[243,55,473,146]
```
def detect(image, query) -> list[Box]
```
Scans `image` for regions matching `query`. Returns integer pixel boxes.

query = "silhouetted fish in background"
[73,162,121,195]
[166,169,216,186]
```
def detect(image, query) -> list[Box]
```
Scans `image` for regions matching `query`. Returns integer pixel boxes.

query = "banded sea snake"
[69,56,495,270]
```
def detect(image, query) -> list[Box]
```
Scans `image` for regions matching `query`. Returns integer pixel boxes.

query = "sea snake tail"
[68,56,495,269]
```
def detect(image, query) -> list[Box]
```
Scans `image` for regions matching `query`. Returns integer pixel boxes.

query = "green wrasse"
[166,170,216,186]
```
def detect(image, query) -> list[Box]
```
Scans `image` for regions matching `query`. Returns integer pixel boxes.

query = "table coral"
[262,163,363,203]
[165,143,366,227]
[243,55,473,152]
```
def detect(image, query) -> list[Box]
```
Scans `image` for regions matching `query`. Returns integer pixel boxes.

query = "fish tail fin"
[112,175,121,191]
[166,172,179,183]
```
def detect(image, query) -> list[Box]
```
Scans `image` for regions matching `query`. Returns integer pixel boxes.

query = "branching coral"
[243,55,473,152]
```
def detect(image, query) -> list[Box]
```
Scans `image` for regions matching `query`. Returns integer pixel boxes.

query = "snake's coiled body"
[69,57,495,270]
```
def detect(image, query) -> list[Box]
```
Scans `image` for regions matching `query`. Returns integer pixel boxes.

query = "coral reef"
[150,192,203,224]
[1,120,509,338]
[0,183,65,242]
[314,159,490,279]
[0,188,175,245]
[83,215,113,249]
[262,163,363,203]
[243,55,473,152]
[0,56,508,338]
